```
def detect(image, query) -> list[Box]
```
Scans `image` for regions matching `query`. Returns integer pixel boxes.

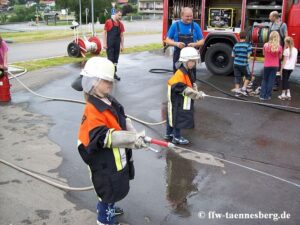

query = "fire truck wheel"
[67,42,81,57]
[205,43,233,76]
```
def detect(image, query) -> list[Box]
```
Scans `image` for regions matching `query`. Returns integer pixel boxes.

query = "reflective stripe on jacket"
[167,67,195,129]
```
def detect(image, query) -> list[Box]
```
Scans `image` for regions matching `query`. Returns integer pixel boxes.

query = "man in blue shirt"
[165,7,204,73]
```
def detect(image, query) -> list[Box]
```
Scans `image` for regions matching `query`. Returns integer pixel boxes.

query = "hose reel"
[171,0,201,19]
[251,24,270,44]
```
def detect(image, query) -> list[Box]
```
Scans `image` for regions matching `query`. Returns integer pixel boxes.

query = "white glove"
[111,130,148,149]
[183,87,200,100]
[193,83,198,92]
[126,118,136,132]
[197,91,206,99]
[134,131,148,149]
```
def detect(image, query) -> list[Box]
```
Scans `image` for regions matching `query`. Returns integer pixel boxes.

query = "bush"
[99,13,110,24]
[121,4,133,16]
[8,5,41,22]
[0,14,8,24]
[121,3,138,16]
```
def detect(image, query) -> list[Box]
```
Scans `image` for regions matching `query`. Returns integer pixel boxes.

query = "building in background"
[138,0,163,16]
[40,0,56,7]
[117,0,129,5]
[0,0,9,9]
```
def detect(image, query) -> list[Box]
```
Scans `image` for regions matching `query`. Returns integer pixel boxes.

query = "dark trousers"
[233,64,251,85]
[107,41,120,73]
[260,67,278,99]
[282,69,293,90]
[274,58,282,88]
[173,48,180,73]
[166,112,181,138]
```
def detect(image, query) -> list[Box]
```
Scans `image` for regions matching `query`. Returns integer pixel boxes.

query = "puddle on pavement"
[163,149,223,218]
[165,151,198,218]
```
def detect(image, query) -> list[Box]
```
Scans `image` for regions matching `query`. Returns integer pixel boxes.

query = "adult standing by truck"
[269,11,288,47]
[164,7,204,74]
[103,10,125,81]
[269,11,288,90]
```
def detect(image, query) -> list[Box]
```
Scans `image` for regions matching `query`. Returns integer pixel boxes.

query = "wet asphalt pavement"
[1,51,300,225]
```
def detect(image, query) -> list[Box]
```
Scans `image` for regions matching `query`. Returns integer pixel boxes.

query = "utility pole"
[91,0,95,36]
[79,0,82,26]
[78,0,82,33]
[85,8,89,25]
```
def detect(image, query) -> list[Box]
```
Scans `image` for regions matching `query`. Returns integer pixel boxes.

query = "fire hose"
[1,67,300,192]
[0,136,175,192]
[149,68,300,114]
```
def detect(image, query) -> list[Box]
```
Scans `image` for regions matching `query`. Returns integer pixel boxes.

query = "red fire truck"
[162,0,300,76]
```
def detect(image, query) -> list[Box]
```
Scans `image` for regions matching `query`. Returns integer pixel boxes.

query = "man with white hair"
[165,7,204,75]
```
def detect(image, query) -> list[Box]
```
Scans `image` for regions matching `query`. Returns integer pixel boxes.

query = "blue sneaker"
[172,136,189,145]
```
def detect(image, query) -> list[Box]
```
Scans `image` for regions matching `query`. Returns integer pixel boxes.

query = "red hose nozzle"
[144,136,175,148]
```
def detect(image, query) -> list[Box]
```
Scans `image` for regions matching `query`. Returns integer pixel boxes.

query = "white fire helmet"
[80,57,115,93]
[179,47,200,62]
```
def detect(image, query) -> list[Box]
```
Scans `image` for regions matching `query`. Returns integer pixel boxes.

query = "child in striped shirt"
[232,31,253,96]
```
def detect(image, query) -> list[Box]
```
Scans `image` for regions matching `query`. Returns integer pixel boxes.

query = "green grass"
[12,43,162,71]
[46,21,72,26]
[13,56,83,71]
[2,30,77,43]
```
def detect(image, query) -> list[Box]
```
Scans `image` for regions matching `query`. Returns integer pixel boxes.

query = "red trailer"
[162,0,300,76]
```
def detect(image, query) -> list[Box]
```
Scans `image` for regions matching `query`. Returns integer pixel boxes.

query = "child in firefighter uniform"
[77,57,147,225]
[165,47,205,145]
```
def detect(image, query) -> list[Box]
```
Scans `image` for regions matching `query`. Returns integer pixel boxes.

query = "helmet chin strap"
[93,92,106,98]
[91,90,111,103]
[90,87,105,98]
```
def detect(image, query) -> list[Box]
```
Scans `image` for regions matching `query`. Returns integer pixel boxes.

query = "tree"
[128,0,137,4]
[121,4,134,16]
[56,0,112,24]
[8,5,38,22]
[55,0,75,10]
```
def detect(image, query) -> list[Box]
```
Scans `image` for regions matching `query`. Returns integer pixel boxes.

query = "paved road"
[1,51,299,225]
[0,20,162,33]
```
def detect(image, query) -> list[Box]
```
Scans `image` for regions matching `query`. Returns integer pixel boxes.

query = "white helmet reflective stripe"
[179,47,200,62]
[80,57,115,82]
